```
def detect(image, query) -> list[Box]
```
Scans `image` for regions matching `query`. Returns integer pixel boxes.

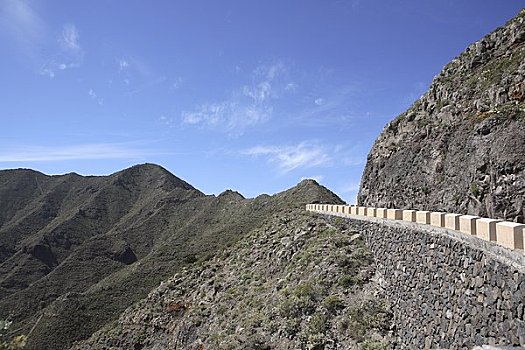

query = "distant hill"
[0,164,343,350]
[358,10,525,221]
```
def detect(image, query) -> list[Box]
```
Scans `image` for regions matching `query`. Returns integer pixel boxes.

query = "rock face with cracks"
[358,10,525,222]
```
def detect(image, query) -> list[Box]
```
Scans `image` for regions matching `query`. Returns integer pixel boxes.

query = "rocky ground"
[71,210,394,350]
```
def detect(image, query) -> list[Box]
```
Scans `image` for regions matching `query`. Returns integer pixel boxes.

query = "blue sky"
[0,1,522,202]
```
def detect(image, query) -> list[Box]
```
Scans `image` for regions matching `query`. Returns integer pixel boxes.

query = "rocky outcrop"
[358,10,525,222]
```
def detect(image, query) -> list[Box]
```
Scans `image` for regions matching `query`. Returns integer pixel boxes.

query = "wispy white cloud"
[243,142,332,173]
[243,141,366,174]
[159,115,175,127]
[118,58,129,71]
[128,76,167,95]
[40,66,55,78]
[59,23,80,53]
[115,55,167,94]
[291,85,360,127]
[1,7,86,79]
[88,89,104,105]
[285,82,298,91]
[172,77,183,89]
[0,143,158,162]
[314,98,325,106]
[0,0,47,57]
[242,81,272,104]
[40,23,83,77]
[117,56,154,78]
[181,61,293,135]
[254,61,287,81]
[182,102,271,134]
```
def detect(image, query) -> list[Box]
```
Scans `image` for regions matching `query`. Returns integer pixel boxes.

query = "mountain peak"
[114,163,172,177]
[112,163,200,193]
[297,178,320,187]
[218,189,245,199]
[270,178,344,208]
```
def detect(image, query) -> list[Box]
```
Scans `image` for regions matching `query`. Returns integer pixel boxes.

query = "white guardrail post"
[306,204,525,253]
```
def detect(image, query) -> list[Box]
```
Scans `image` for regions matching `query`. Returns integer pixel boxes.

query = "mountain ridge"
[0,163,343,350]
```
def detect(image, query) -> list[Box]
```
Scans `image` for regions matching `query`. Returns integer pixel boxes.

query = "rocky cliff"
[0,165,343,350]
[358,10,525,221]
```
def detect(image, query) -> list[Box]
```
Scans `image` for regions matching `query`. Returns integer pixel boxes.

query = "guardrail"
[306,204,525,252]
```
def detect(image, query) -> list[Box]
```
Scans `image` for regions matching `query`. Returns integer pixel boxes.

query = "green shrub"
[346,298,391,342]
[278,281,319,318]
[360,339,390,350]
[293,282,317,300]
[322,295,345,314]
[308,313,327,334]
[470,182,480,197]
[338,274,358,288]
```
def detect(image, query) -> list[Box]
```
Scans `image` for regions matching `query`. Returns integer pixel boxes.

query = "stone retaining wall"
[307,205,525,349]
[306,204,525,252]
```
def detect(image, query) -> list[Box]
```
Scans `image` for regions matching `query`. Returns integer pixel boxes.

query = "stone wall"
[309,205,525,349]
[307,204,525,252]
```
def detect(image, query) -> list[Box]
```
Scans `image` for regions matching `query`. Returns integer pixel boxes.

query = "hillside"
[358,10,525,221]
[70,209,392,350]
[0,165,343,350]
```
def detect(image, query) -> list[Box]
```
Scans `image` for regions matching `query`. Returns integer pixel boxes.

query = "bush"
[322,295,345,314]
[293,282,316,300]
[338,274,358,287]
[360,339,390,350]
[470,182,480,197]
[0,320,26,350]
[308,313,327,334]
[346,298,391,342]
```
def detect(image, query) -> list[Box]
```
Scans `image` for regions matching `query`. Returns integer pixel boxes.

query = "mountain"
[358,10,525,221]
[71,209,392,350]
[0,164,343,350]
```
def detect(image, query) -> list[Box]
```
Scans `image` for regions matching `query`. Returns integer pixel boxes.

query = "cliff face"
[358,10,525,221]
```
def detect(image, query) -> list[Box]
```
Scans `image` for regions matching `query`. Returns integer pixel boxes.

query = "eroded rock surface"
[359,10,525,222]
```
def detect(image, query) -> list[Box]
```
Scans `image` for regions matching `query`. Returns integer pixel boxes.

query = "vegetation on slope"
[72,210,393,350]
[0,165,343,350]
